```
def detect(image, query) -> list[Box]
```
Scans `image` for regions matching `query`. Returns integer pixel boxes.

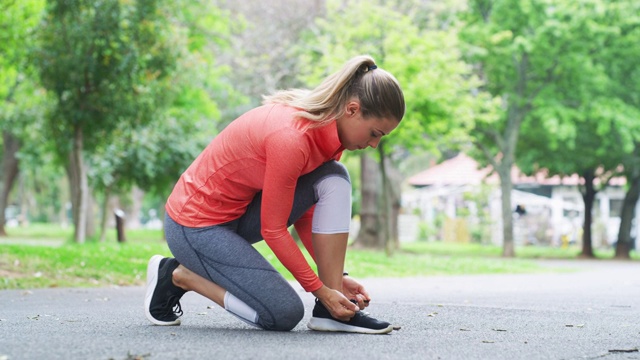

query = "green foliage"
[2,1,640,256]
[86,0,239,198]
[34,0,185,157]
[1,239,171,289]
[0,224,568,290]
[515,0,640,178]
[88,115,210,196]
[28,0,238,212]
[0,0,45,101]
[0,0,48,138]
[2,224,636,289]
[300,0,476,155]
[462,0,566,157]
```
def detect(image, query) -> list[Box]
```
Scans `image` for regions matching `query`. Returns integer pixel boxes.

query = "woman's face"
[336,101,399,151]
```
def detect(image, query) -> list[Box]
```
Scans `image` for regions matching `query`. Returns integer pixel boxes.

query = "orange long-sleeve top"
[166,103,344,292]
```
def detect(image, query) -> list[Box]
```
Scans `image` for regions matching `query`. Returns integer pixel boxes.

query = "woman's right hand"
[312,285,359,321]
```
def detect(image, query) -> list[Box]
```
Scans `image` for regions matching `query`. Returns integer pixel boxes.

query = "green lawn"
[0,224,636,290]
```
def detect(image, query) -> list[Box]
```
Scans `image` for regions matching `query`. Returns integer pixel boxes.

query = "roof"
[407,154,626,187]
[407,153,496,186]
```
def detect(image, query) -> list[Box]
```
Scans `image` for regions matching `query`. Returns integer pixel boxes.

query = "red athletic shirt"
[166,104,344,292]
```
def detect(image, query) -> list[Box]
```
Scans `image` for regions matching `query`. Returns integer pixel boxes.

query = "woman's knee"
[261,296,305,331]
[319,160,350,182]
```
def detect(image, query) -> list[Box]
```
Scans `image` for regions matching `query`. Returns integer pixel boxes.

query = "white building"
[401,154,639,250]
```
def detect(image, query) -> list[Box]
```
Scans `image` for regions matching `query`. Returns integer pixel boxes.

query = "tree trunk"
[378,144,393,255]
[0,131,21,236]
[615,176,639,259]
[99,187,113,242]
[86,190,96,238]
[389,160,402,250]
[128,186,144,229]
[495,54,529,258]
[160,184,173,241]
[68,126,89,243]
[498,164,515,257]
[378,144,402,254]
[355,152,383,248]
[579,169,596,258]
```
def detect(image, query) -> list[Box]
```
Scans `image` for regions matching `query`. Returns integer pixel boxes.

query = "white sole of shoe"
[144,255,181,326]
[307,317,393,334]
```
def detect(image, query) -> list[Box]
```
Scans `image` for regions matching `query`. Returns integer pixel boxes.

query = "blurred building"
[401,153,638,250]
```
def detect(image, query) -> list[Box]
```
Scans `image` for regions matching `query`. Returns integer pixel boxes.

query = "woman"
[144,55,405,334]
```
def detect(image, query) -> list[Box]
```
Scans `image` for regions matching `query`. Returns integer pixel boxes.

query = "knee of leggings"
[321,160,350,182]
[262,297,305,331]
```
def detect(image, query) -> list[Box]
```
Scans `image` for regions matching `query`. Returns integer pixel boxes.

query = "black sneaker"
[144,255,186,326]
[307,299,393,334]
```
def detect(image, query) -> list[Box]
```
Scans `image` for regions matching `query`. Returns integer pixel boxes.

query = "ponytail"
[263,55,405,125]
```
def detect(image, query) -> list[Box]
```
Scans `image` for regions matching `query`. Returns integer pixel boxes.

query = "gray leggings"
[165,160,350,331]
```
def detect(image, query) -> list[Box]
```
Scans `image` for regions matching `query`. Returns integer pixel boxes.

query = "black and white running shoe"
[307,299,393,334]
[144,255,186,326]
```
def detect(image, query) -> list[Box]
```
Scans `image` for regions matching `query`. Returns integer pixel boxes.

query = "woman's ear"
[346,101,360,116]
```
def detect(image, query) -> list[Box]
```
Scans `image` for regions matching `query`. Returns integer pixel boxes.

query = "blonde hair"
[263,55,405,126]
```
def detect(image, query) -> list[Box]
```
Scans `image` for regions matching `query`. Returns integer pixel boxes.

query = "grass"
[0,224,636,290]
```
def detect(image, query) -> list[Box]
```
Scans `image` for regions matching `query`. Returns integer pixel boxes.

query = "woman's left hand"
[342,275,371,309]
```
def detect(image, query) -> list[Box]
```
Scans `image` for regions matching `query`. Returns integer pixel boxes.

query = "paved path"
[1,260,639,360]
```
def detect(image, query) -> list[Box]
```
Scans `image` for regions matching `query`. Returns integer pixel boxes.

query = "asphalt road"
[1,260,639,360]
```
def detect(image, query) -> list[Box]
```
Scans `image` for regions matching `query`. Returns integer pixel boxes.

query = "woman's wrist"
[311,284,330,300]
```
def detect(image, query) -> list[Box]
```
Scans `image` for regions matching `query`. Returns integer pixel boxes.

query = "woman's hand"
[342,275,371,309]
[312,285,358,321]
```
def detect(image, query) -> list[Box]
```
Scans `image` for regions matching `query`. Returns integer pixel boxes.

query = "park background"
[1,0,639,289]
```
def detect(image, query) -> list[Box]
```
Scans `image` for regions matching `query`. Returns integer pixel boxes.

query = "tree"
[86,0,235,240]
[0,0,46,236]
[519,105,627,257]
[215,0,326,126]
[616,143,640,259]
[34,0,185,242]
[600,0,640,259]
[299,0,477,252]
[516,0,640,258]
[460,0,609,256]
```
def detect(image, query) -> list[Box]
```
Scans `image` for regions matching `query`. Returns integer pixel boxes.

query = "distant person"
[144,55,404,334]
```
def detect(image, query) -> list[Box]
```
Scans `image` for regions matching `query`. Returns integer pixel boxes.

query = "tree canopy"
[0,0,637,258]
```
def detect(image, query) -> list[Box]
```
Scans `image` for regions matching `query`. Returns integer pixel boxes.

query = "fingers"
[342,297,359,312]
[354,294,369,309]
[325,293,358,321]
[358,286,371,302]
[330,305,356,321]
[343,277,372,307]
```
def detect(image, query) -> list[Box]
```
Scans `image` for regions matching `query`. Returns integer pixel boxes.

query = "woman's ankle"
[171,265,190,291]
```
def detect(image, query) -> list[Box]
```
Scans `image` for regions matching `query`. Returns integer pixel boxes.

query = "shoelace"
[349,299,371,317]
